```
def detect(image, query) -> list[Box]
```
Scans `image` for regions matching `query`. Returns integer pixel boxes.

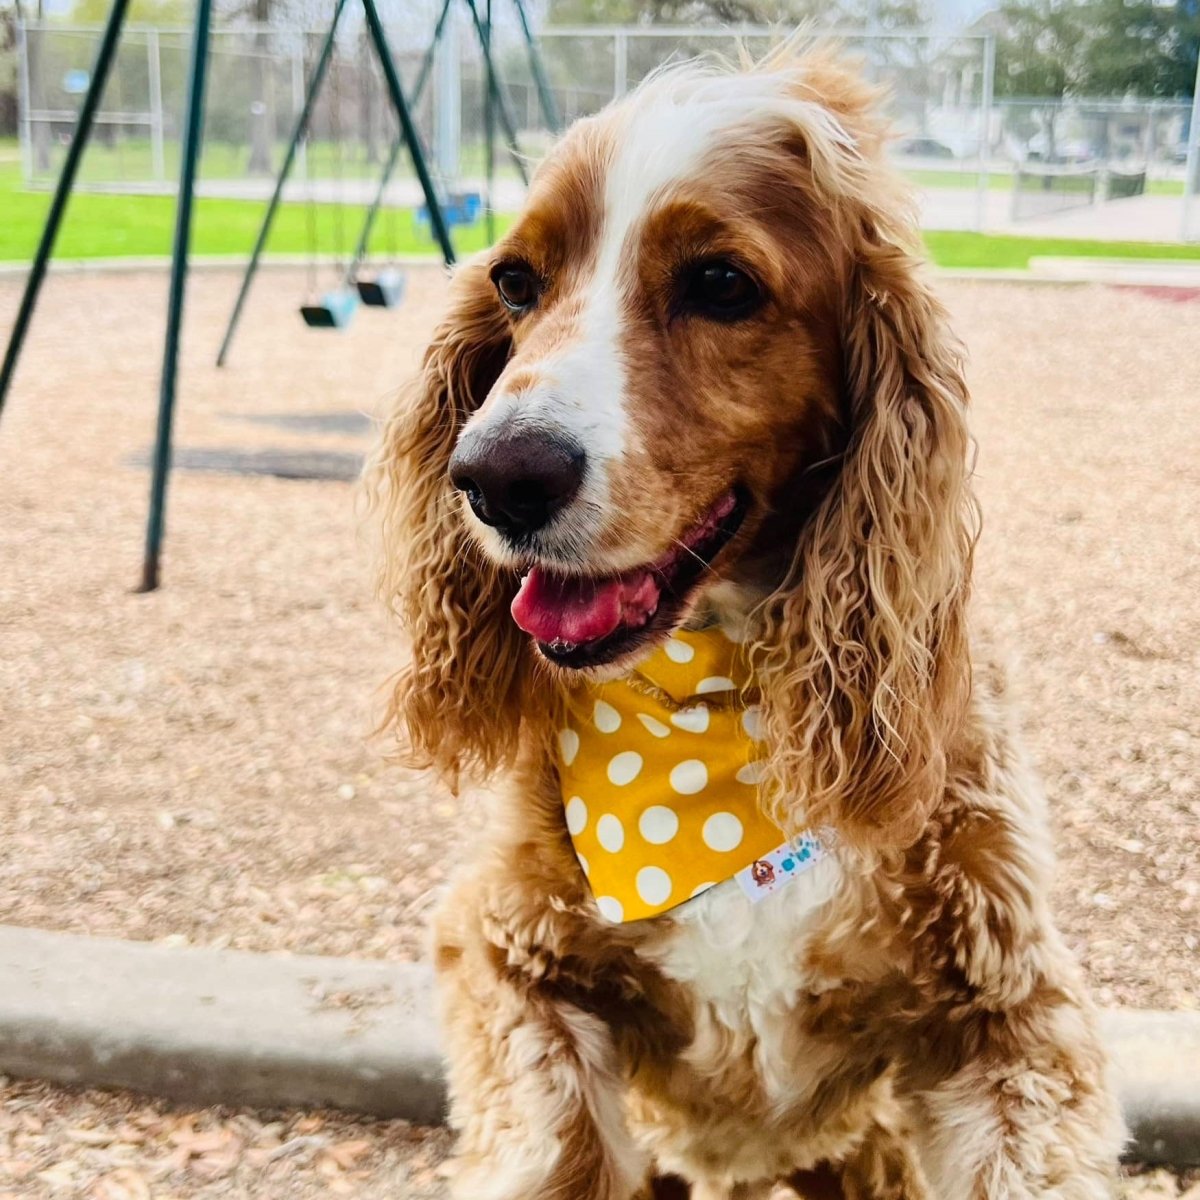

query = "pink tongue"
[511,566,660,646]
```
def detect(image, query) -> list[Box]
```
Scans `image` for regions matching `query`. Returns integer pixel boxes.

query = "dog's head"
[370,46,977,846]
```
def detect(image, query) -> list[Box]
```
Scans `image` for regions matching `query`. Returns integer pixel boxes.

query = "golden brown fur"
[366,44,1123,1200]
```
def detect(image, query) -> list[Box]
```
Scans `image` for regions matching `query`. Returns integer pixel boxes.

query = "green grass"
[1,145,1196,270]
[923,230,1200,269]
[0,155,513,262]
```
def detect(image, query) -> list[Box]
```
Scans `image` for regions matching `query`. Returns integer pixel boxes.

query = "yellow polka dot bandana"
[558,626,788,923]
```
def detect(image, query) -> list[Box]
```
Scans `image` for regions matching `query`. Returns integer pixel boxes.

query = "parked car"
[896,136,956,159]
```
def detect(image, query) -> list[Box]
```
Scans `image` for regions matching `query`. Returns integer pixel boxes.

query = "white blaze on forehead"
[551,67,858,431]
[540,73,825,489]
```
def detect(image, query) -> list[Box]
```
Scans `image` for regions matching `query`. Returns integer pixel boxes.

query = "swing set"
[215,0,561,361]
[0,0,557,592]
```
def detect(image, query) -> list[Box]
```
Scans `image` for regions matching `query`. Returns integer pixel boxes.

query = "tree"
[1,1,20,140]
[1082,0,1200,98]
[988,0,1199,104]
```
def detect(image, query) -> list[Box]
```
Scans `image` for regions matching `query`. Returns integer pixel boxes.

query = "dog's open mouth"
[510,488,748,669]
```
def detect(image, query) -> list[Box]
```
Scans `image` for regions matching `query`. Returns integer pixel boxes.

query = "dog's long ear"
[365,259,533,784]
[759,235,978,850]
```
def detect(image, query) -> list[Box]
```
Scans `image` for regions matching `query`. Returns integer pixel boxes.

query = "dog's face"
[448,70,868,673]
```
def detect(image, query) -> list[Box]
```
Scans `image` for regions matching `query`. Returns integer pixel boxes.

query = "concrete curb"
[1028,256,1200,287]
[1099,1010,1200,1166]
[0,926,444,1124]
[0,926,1197,1164]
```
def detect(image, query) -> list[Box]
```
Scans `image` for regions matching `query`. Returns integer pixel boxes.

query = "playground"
[2,264,1200,1193]
[2,0,1200,1190]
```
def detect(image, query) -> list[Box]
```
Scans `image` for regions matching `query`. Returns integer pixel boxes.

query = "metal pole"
[148,27,164,182]
[361,0,456,265]
[510,0,560,132]
[214,0,350,367]
[291,43,307,177]
[974,34,994,234]
[461,0,529,186]
[1183,52,1200,243]
[0,0,132,419]
[17,20,33,184]
[138,0,213,593]
[413,0,454,106]
[342,2,452,286]
[484,0,495,244]
[433,1,461,181]
[613,29,627,100]
[343,132,405,286]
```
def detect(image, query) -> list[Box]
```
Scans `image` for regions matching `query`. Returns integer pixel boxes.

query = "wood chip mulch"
[1,268,1197,1192]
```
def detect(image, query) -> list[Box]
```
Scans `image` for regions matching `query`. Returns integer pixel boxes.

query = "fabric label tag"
[734,831,827,903]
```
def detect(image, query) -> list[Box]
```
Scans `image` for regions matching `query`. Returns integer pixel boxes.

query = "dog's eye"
[679,261,762,321]
[493,265,539,312]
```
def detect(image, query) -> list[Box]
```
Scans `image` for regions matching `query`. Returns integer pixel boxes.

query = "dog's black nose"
[449,428,585,539]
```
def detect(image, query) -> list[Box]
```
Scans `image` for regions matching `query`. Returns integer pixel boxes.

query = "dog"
[366,43,1123,1200]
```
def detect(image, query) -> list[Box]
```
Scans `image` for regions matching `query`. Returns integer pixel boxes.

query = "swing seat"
[417,190,483,230]
[300,288,359,329]
[356,268,406,308]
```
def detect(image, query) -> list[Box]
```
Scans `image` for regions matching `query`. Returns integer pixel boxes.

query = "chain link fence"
[12,19,1200,240]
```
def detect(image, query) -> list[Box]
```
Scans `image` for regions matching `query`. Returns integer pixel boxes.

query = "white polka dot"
[664,637,695,663]
[638,805,679,844]
[596,813,625,852]
[593,699,621,733]
[690,881,717,898]
[670,704,709,734]
[736,760,765,785]
[741,705,763,740]
[669,759,708,795]
[702,811,744,852]
[558,728,579,766]
[607,751,643,786]
[596,896,624,923]
[636,866,673,907]
[577,854,589,876]
[564,795,588,835]
[637,713,671,738]
[696,676,735,694]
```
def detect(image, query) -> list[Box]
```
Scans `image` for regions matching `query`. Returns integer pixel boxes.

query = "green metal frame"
[341,0,450,290]
[463,0,528,186]
[342,0,562,289]
[0,0,133,416]
[139,0,213,591]
[215,0,455,367]
[0,0,561,589]
[0,0,214,593]
[215,0,352,368]
[511,0,561,133]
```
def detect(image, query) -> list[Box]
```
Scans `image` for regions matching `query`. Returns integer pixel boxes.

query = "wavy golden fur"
[366,42,1122,1200]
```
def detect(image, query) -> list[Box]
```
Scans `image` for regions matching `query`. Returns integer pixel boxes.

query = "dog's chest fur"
[645,851,845,1092]
[622,851,883,1181]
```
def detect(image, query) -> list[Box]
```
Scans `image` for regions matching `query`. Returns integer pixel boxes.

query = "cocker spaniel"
[367,44,1123,1200]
